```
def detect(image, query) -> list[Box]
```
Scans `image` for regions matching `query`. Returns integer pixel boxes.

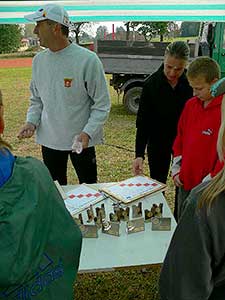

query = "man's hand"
[132,157,144,175]
[173,174,183,187]
[79,131,90,149]
[17,122,36,139]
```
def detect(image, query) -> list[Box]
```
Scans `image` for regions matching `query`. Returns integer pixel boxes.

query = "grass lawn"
[0,67,175,300]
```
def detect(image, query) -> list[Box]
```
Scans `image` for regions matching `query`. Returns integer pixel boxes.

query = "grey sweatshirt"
[160,181,225,300]
[27,43,110,150]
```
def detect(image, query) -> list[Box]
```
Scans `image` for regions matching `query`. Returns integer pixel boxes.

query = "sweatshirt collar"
[48,42,73,55]
[197,94,223,109]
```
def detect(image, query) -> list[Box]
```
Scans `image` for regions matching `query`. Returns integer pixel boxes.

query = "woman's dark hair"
[165,41,190,61]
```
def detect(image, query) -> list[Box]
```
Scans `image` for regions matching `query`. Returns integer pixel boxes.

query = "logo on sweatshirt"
[202,128,213,135]
[64,78,73,88]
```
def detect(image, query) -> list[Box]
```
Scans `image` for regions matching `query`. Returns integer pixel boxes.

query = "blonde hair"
[198,95,225,209]
[187,56,220,83]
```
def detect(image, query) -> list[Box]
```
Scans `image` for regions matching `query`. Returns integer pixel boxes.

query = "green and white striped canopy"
[1,0,225,24]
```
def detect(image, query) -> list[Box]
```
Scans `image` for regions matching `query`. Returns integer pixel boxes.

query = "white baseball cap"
[24,4,70,27]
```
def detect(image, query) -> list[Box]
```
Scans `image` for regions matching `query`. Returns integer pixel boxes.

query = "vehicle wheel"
[123,86,142,114]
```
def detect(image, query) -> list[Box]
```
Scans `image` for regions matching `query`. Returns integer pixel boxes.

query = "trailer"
[95,22,225,114]
[95,40,170,114]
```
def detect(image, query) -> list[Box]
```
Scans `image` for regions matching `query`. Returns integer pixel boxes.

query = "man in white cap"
[18,4,110,185]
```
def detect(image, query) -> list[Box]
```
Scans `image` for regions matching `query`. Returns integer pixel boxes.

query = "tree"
[129,22,140,41]
[70,22,93,44]
[124,22,131,41]
[152,22,170,41]
[116,26,125,33]
[131,22,171,42]
[79,32,93,44]
[95,25,108,40]
[167,22,180,38]
[23,24,36,38]
[133,22,157,41]
[126,21,175,42]
[0,25,22,54]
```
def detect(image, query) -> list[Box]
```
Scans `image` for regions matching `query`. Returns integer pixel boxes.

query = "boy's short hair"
[187,56,221,83]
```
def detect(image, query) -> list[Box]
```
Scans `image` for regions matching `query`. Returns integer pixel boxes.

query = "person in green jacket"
[0,136,82,299]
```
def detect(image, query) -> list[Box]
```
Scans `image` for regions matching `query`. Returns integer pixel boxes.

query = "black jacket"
[135,64,193,158]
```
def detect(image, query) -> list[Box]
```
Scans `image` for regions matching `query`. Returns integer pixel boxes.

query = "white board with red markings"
[100,175,166,203]
[64,184,105,215]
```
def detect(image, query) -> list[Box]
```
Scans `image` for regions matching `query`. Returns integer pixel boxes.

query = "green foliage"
[0,25,22,54]
[79,31,93,43]
[0,51,36,58]
[70,22,93,44]
[130,22,174,42]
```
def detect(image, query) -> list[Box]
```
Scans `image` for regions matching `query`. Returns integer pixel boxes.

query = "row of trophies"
[73,201,164,238]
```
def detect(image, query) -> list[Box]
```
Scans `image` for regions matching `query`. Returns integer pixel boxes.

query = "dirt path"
[0,57,32,68]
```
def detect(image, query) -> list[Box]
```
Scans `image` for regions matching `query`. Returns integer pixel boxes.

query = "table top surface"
[63,183,176,273]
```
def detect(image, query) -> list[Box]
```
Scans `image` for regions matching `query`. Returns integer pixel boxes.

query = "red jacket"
[172,95,224,190]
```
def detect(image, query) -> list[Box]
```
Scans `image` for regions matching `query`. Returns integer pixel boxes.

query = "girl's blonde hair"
[198,95,225,209]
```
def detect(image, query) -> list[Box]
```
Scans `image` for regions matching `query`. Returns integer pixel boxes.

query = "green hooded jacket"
[0,156,82,299]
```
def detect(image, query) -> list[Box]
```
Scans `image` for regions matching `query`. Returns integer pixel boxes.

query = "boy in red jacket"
[172,57,224,220]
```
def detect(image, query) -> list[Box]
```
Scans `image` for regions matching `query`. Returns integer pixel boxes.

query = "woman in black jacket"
[132,41,193,219]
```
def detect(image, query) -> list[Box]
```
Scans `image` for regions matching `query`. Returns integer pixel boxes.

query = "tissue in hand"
[72,135,83,154]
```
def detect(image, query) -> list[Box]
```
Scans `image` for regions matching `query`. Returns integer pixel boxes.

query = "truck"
[94,22,225,114]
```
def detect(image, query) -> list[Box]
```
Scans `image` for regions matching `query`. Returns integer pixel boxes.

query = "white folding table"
[63,184,176,273]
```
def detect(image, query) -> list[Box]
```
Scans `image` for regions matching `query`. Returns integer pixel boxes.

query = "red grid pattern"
[68,192,101,199]
[119,182,158,187]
